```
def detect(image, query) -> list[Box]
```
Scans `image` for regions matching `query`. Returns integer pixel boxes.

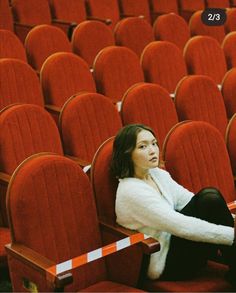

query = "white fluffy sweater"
[115,167,234,280]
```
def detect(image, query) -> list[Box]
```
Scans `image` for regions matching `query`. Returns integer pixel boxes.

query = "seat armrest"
[5,243,73,289]
[44,104,61,115]
[87,16,112,25]
[14,22,35,29]
[0,172,10,185]
[65,155,90,168]
[100,221,160,255]
[228,200,236,214]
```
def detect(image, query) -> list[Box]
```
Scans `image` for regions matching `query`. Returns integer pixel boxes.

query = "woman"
[111,124,236,283]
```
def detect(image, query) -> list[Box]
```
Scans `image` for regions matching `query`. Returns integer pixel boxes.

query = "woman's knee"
[196,187,226,208]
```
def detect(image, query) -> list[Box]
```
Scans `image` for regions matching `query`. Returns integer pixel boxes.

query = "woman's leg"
[161,187,234,280]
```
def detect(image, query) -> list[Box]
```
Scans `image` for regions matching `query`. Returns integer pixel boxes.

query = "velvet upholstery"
[175,75,228,136]
[225,8,236,33]
[7,154,144,292]
[141,41,187,94]
[178,0,205,22]
[189,11,225,44]
[0,29,27,61]
[41,52,96,107]
[0,104,63,175]
[150,0,179,18]
[184,36,227,85]
[121,82,178,149]
[163,121,236,203]
[153,13,190,51]
[25,24,72,71]
[114,17,154,57]
[91,137,233,292]
[205,0,230,8]
[72,20,114,68]
[93,46,144,103]
[59,92,122,164]
[86,0,120,30]
[49,0,87,24]
[118,0,151,23]
[0,0,14,31]
[226,113,236,176]
[221,68,236,118]
[0,59,44,110]
[222,32,236,69]
[0,227,11,264]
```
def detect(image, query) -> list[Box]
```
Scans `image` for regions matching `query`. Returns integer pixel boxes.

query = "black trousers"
[161,187,235,281]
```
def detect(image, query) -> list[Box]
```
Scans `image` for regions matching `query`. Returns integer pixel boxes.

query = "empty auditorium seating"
[225,8,236,33]
[226,113,236,177]
[175,75,228,136]
[121,82,178,149]
[184,36,227,86]
[141,41,187,95]
[0,29,27,61]
[178,0,205,22]
[163,121,236,205]
[25,24,72,72]
[41,52,96,109]
[114,17,154,57]
[91,136,233,292]
[189,11,225,44]
[149,0,179,23]
[71,20,114,68]
[0,58,44,110]
[221,68,236,118]
[59,92,122,167]
[205,0,230,8]
[118,0,151,23]
[93,46,144,103]
[222,32,236,69]
[153,13,190,51]
[6,153,147,291]
[86,0,120,30]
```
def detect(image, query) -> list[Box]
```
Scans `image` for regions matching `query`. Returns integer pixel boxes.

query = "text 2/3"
[201,9,226,26]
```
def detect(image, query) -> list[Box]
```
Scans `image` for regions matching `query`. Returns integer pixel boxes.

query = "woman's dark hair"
[111,124,157,179]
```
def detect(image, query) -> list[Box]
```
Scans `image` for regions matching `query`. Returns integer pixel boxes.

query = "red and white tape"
[46,233,148,281]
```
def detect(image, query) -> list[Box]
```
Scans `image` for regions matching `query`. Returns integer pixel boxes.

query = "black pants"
[161,187,235,281]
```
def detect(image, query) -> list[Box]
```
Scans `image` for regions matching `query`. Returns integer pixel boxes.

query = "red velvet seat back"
[86,0,120,30]
[153,13,190,51]
[91,137,117,225]
[0,59,44,110]
[189,11,225,44]
[72,20,115,68]
[0,29,26,61]
[93,46,144,103]
[225,8,236,33]
[0,0,14,31]
[0,104,63,175]
[7,154,107,291]
[226,113,236,176]
[114,17,154,57]
[178,0,205,22]
[163,121,235,203]
[221,68,236,119]
[141,41,187,94]
[121,82,178,149]
[49,0,87,23]
[119,0,151,23]
[222,31,236,69]
[25,24,72,71]
[150,0,179,16]
[175,75,228,136]
[12,0,51,25]
[205,0,230,7]
[41,52,96,107]
[184,36,227,85]
[59,92,122,164]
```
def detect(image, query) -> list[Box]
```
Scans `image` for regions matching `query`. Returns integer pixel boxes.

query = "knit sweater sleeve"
[116,181,234,246]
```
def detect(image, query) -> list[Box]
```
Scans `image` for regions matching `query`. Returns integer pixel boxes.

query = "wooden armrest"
[44,104,61,115]
[228,200,236,213]
[0,172,10,185]
[65,155,90,168]
[52,19,77,26]
[100,221,160,255]
[14,22,34,29]
[5,243,73,289]
[87,16,112,25]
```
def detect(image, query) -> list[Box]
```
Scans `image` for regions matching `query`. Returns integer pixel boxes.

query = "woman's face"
[131,129,159,176]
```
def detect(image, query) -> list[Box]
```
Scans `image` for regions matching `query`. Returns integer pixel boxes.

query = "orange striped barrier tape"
[46,233,148,282]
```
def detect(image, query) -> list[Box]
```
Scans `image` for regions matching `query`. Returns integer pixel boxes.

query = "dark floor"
[0,267,12,292]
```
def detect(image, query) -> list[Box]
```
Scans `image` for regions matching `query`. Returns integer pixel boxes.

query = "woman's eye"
[139,145,146,149]
[152,142,157,146]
